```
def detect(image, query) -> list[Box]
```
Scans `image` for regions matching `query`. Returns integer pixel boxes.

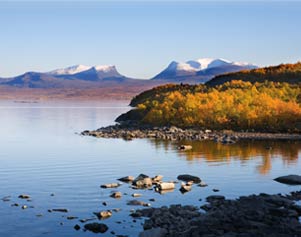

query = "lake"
[0,100,300,237]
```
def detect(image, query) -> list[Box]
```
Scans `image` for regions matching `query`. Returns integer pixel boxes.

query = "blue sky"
[0,1,300,78]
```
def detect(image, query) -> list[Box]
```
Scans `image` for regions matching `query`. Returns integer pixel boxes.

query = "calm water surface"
[0,100,300,237]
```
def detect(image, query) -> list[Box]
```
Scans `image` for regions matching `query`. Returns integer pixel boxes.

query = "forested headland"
[117,63,301,133]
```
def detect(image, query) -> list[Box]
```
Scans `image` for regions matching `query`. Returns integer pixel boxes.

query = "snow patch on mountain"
[48,65,91,75]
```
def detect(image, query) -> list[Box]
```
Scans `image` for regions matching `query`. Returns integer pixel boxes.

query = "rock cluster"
[81,125,237,143]
[81,124,301,142]
[137,192,301,237]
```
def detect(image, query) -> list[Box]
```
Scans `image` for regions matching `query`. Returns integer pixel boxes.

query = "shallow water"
[0,100,300,237]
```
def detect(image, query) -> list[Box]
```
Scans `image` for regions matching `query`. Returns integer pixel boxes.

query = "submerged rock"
[18,194,30,199]
[127,200,151,207]
[274,175,301,185]
[49,208,68,213]
[84,223,108,233]
[100,183,120,188]
[74,224,81,231]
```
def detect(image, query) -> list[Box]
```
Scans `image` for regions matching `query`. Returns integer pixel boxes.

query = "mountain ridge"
[152,58,257,83]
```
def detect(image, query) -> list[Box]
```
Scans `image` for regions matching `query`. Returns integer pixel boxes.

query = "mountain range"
[152,58,257,83]
[0,58,257,89]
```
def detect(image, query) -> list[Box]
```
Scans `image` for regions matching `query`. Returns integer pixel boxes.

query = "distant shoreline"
[81,124,301,142]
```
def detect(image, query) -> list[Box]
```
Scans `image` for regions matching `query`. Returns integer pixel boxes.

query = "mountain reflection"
[148,140,301,175]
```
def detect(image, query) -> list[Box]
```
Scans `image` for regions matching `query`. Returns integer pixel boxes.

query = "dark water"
[0,100,300,237]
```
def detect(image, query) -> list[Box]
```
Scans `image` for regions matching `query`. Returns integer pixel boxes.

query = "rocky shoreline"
[81,124,301,143]
[137,191,301,237]
[3,173,301,236]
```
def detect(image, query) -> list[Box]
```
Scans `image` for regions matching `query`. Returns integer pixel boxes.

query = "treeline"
[117,81,301,132]
[207,62,301,86]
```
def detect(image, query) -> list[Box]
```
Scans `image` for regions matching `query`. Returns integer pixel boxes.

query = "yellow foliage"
[134,81,301,132]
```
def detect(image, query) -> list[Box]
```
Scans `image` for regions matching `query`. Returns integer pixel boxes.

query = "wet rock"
[178,145,192,150]
[84,222,108,233]
[180,182,192,193]
[274,175,301,185]
[100,183,120,188]
[135,192,301,236]
[11,203,19,207]
[139,227,167,237]
[206,195,225,203]
[133,174,153,188]
[118,176,135,182]
[132,193,142,198]
[177,174,201,183]
[127,200,151,207]
[94,210,112,219]
[152,175,163,184]
[79,217,97,223]
[198,181,208,187]
[112,208,121,212]
[213,189,220,192]
[51,208,68,213]
[1,196,11,202]
[157,182,175,191]
[110,192,122,198]
[67,216,78,220]
[18,194,30,199]
[74,224,81,231]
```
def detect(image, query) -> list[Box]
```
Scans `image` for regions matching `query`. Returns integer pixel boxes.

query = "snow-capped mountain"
[153,58,257,83]
[0,59,258,88]
[48,65,92,75]
[48,64,122,78]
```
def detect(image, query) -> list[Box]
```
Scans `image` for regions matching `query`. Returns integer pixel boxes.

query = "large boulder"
[274,175,301,185]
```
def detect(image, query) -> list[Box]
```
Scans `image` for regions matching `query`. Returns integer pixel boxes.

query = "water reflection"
[148,139,301,175]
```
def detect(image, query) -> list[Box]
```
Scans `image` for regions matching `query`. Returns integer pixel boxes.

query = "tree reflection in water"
[148,139,301,175]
